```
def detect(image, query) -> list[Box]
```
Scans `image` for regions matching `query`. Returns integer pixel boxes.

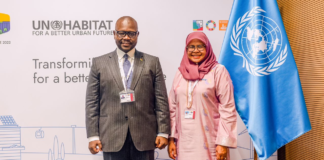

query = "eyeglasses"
[187,45,206,52]
[115,31,138,38]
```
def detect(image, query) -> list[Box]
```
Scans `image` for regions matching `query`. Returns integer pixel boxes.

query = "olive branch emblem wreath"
[230,6,288,76]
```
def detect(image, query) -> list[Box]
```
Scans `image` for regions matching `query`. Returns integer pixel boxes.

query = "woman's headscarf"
[178,32,218,81]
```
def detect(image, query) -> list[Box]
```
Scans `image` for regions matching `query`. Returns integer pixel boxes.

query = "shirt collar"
[117,47,135,61]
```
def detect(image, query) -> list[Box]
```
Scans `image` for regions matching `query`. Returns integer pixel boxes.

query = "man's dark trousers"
[103,129,154,160]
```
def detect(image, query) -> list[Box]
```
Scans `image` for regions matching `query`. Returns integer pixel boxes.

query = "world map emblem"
[51,21,63,30]
[231,7,288,76]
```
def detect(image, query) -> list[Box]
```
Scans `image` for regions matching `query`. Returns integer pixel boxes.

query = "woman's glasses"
[187,45,206,52]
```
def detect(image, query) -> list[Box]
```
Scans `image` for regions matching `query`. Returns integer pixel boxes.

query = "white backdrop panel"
[0,0,276,159]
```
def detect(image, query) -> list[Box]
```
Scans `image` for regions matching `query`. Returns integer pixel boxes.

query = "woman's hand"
[168,138,177,159]
[216,145,228,160]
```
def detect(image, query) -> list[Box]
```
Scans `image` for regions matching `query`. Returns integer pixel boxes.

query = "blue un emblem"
[231,7,288,76]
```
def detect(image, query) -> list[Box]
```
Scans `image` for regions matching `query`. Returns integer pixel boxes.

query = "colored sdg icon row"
[193,20,228,31]
[0,13,10,35]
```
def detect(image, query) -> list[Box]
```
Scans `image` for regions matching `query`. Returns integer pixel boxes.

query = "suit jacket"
[85,49,170,152]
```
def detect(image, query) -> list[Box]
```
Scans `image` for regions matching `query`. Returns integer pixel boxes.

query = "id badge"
[119,89,135,103]
[184,110,195,119]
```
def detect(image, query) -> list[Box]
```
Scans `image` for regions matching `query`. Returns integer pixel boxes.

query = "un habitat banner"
[0,0,276,160]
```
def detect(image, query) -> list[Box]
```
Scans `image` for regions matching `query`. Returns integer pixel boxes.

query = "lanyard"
[187,80,198,109]
[119,57,134,91]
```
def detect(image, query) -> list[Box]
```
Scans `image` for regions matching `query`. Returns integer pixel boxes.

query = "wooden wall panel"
[277,0,324,159]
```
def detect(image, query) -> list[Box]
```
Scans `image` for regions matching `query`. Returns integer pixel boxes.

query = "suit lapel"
[107,50,124,91]
[130,50,144,90]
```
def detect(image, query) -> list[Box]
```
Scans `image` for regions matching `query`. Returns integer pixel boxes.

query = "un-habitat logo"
[32,20,113,36]
[231,7,287,76]
[0,13,10,35]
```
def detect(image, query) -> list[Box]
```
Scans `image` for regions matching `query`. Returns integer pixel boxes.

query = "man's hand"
[155,136,168,149]
[168,138,177,159]
[216,145,228,160]
[88,140,102,154]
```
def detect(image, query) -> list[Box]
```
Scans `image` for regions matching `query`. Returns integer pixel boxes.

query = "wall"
[0,0,277,159]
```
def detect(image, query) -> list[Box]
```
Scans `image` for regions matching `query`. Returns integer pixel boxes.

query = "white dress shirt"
[88,48,168,142]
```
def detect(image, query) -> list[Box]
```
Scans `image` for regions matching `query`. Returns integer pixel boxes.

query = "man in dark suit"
[85,16,170,160]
